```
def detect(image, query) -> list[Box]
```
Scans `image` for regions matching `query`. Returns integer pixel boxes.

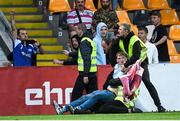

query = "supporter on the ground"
[10,11,43,66]
[97,60,143,113]
[53,35,80,65]
[93,22,108,65]
[71,23,98,101]
[67,0,93,35]
[150,11,170,62]
[109,23,166,112]
[53,51,128,114]
[138,26,159,64]
[92,0,119,40]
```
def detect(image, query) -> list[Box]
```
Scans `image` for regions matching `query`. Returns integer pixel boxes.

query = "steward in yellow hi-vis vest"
[78,37,97,72]
[71,23,98,101]
[108,24,166,112]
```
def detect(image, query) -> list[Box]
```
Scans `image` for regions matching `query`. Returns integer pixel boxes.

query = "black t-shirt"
[150,25,170,62]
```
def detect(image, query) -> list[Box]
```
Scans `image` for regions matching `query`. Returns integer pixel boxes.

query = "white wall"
[136,63,180,112]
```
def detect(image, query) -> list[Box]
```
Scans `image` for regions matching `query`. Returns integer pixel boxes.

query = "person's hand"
[10,11,15,16]
[63,50,69,56]
[83,76,89,84]
[34,39,41,47]
[53,59,63,64]
[121,65,127,72]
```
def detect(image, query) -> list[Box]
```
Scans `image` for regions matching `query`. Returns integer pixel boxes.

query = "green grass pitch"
[0,112,180,120]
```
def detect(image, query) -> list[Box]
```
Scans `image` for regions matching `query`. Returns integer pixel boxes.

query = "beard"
[102,5,109,9]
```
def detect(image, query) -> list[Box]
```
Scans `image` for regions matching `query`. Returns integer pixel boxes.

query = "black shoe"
[158,106,166,112]
[131,108,143,113]
[74,108,92,114]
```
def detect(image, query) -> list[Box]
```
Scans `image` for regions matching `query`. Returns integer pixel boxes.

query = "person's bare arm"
[10,11,17,40]
[154,36,167,46]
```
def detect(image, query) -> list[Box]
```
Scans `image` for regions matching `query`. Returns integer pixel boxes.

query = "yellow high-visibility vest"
[119,35,147,62]
[78,37,97,72]
[115,86,140,108]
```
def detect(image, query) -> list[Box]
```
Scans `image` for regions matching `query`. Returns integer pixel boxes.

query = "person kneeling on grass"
[97,60,144,113]
[53,52,128,114]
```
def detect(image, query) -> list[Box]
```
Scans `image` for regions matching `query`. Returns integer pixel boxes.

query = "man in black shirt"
[150,11,170,62]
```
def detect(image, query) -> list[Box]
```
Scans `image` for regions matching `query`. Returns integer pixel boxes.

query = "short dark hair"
[149,10,161,17]
[17,28,26,35]
[138,26,148,34]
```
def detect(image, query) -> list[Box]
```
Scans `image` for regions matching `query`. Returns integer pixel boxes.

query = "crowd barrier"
[0,64,179,116]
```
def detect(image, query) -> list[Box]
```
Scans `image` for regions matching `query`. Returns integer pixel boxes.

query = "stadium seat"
[85,0,97,11]
[147,0,171,10]
[133,10,151,26]
[116,10,132,25]
[170,55,180,63]
[48,0,71,13]
[131,25,138,35]
[169,25,180,40]
[167,40,178,56]
[98,0,101,9]
[160,9,180,25]
[123,0,146,11]
[167,40,180,63]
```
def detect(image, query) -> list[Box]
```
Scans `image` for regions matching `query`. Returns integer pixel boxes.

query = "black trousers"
[71,72,98,101]
[141,62,161,107]
[97,100,129,113]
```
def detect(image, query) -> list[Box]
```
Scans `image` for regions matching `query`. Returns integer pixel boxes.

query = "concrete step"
[0,7,38,14]
[5,14,43,22]
[41,45,63,52]
[16,22,48,29]
[36,61,62,66]
[0,0,33,5]
[30,38,58,44]
[37,54,68,61]
[26,30,53,37]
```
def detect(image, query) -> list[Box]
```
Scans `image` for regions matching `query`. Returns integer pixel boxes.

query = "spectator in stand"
[67,0,93,35]
[138,26,159,64]
[92,0,119,40]
[10,11,43,66]
[109,23,166,112]
[150,11,170,62]
[93,22,108,65]
[71,23,98,101]
[53,35,80,65]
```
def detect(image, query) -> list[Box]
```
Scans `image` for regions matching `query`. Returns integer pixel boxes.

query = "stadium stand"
[0,0,68,66]
[122,0,147,11]
[160,9,180,25]
[147,0,171,10]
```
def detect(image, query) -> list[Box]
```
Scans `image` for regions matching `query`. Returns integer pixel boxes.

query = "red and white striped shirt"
[67,8,93,30]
